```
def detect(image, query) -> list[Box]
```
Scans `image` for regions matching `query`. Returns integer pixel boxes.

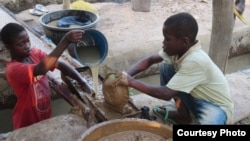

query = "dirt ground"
[15,0,250,39]
[1,0,250,128]
[13,0,250,75]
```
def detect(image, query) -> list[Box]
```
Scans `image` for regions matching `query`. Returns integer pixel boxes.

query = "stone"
[5,114,88,141]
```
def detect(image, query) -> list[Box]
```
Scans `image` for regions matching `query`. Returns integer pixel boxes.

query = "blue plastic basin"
[67,29,108,66]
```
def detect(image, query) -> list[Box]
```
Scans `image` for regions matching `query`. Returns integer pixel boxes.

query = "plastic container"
[67,29,108,66]
[39,9,99,44]
[79,118,173,141]
[131,0,151,12]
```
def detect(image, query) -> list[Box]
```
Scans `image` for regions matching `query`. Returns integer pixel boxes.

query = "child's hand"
[113,71,130,86]
[63,30,84,43]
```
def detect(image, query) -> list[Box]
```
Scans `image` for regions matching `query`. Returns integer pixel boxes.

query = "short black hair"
[0,22,26,45]
[164,12,198,43]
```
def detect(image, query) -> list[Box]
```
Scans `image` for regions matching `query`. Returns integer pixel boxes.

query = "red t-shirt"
[6,48,52,130]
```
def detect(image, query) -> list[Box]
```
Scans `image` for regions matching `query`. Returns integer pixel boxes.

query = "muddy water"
[76,44,101,99]
[226,53,250,74]
[130,75,160,95]
[47,20,82,28]
[98,130,170,141]
[76,45,100,65]
[90,65,100,99]
[0,99,71,133]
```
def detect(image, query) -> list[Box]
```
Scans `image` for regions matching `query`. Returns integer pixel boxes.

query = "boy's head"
[1,23,26,46]
[164,12,198,43]
[1,23,31,59]
[162,12,198,56]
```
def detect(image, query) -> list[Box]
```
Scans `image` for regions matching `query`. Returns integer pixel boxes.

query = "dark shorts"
[159,63,227,124]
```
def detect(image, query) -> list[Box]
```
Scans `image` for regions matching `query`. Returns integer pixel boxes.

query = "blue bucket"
[68,29,108,66]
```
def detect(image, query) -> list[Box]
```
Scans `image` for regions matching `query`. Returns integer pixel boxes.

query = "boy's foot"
[153,105,179,124]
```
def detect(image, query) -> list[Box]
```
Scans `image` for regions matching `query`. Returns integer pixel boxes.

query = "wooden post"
[209,0,234,73]
[63,0,71,9]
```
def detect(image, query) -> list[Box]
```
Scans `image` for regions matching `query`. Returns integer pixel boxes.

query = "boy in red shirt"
[1,23,92,129]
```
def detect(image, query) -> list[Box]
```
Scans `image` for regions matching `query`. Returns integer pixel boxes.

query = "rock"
[5,114,88,141]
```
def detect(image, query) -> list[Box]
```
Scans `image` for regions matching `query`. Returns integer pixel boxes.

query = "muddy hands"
[113,71,130,86]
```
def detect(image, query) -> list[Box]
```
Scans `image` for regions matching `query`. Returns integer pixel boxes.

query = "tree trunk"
[209,0,234,73]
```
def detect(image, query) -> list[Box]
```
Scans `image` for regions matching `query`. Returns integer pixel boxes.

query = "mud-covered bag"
[102,73,129,113]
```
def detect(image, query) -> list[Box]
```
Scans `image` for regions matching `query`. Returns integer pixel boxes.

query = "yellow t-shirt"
[159,41,234,124]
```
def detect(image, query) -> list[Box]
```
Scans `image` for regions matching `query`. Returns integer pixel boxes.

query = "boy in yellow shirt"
[115,12,234,125]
